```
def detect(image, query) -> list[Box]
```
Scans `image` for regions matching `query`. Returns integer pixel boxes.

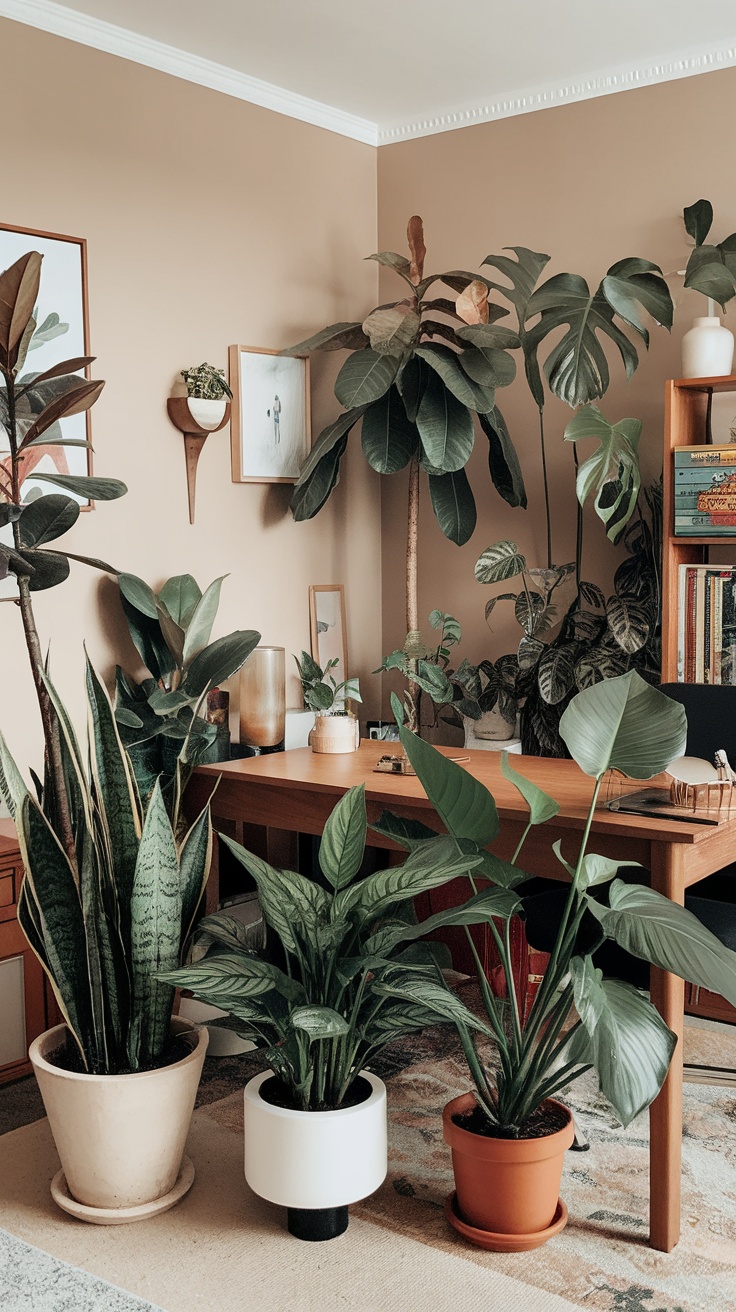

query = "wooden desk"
[189,742,736,1254]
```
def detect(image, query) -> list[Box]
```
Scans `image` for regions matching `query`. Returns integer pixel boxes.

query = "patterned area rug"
[0,1227,164,1312]
[202,1018,736,1312]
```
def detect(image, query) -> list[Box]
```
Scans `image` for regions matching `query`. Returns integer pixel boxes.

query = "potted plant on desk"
[378,672,736,1250]
[295,650,362,753]
[161,783,517,1240]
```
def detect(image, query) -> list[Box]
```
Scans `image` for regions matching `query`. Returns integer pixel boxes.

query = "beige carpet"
[0,1111,584,1312]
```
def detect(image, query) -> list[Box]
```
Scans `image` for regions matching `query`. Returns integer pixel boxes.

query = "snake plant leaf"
[590,880,736,1007]
[26,471,127,501]
[362,306,420,356]
[158,574,202,628]
[79,827,115,1072]
[334,348,399,408]
[365,884,521,956]
[606,595,650,654]
[369,810,439,849]
[335,834,483,924]
[291,434,348,520]
[398,724,499,846]
[684,199,713,245]
[361,386,419,473]
[0,728,29,818]
[416,369,474,472]
[560,670,686,780]
[0,252,42,366]
[564,406,641,540]
[128,779,182,1069]
[15,494,79,547]
[291,1006,350,1041]
[181,575,226,666]
[474,539,526,585]
[184,629,260,697]
[178,803,212,937]
[568,956,676,1127]
[85,657,141,939]
[479,407,527,509]
[415,343,496,413]
[219,834,330,956]
[282,322,369,354]
[319,785,367,891]
[500,751,559,824]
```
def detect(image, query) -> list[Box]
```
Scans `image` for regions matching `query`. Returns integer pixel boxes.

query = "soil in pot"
[44,1028,198,1076]
[452,1101,569,1140]
[260,1074,373,1113]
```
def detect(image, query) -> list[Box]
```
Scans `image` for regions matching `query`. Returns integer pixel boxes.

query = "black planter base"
[287,1205,349,1242]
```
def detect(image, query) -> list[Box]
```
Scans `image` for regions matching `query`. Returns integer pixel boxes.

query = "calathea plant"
[382,673,736,1133]
[161,784,514,1111]
[0,251,126,865]
[295,650,361,713]
[114,572,260,805]
[0,656,212,1075]
[376,609,460,735]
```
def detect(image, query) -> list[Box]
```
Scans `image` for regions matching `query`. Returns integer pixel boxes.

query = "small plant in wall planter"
[295,650,362,753]
[161,786,507,1241]
[180,361,232,429]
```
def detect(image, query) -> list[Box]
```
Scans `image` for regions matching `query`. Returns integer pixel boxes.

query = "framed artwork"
[229,345,311,483]
[309,584,348,687]
[0,222,92,601]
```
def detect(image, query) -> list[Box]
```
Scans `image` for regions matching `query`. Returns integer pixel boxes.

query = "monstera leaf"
[564,405,642,541]
[481,246,551,407]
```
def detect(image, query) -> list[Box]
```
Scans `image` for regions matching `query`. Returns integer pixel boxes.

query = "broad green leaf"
[182,575,226,665]
[537,643,577,705]
[416,369,474,473]
[559,670,686,780]
[158,574,202,628]
[294,405,368,488]
[500,751,559,824]
[479,407,527,510]
[371,973,493,1035]
[283,322,368,354]
[25,471,126,501]
[474,539,526,585]
[396,355,426,421]
[291,434,348,520]
[361,386,418,473]
[365,884,520,956]
[684,199,713,246]
[416,343,495,413]
[334,349,398,408]
[601,258,673,335]
[606,595,650,655]
[552,841,640,889]
[481,246,551,408]
[185,630,261,697]
[319,785,367,890]
[369,810,438,849]
[569,956,676,1126]
[160,950,303,1006]
[414,660,454,704]
[219,835,330,955]
[0,253,42,365]
[335,834,483,923]
[590,880,736,1006]
[194,911,264,955]
[0,504,22,527]
[290,1005,349,1041]
[128,780,181,1068]
[398,725,499,846]
[457,333,517,390]
[17,494,79,547]
[564,406,641,540]
[362,306,420,356]
[119,572,159,619]
[428,610,461,644]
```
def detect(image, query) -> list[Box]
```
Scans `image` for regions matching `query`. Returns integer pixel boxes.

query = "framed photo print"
[309,584,348,688]
[229,345,311,483]
[0,222,92,601]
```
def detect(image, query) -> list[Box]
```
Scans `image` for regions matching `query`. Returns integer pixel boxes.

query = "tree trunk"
[406,456,420,731]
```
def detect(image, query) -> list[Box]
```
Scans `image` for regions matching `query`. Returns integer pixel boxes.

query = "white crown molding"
[0,0,378,146]
[378,41,736,142]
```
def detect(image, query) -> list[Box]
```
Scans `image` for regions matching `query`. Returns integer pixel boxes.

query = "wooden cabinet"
[0,819,48,1084]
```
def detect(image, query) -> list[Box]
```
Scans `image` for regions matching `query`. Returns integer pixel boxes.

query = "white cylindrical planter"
[30,1017,208,1221]
[310,713,360,754]
[186,396,228,430]
[681,317,735,379]
[244,1070,387,1240]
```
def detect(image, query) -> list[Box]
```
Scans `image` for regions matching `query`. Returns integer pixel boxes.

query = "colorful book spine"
[676,564,736,684]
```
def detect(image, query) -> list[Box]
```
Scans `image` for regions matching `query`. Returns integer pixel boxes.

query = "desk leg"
[648,843,685,1253]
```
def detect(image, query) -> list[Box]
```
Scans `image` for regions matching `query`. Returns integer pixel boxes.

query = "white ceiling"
[3,0,736,143]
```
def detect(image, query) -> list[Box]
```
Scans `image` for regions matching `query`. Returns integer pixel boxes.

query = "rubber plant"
[0,251,126,867]
[473,237,672,755]
[379,674,736,1242]
[284,217,524,699]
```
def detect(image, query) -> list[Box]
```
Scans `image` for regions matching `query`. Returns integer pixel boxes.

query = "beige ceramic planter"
[29,1016,208,1217]
[309,713,360,754]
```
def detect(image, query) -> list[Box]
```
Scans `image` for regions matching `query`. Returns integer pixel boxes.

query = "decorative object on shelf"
[229,345,310,483]
[680,200,736,379]
[385,672,736,1250]
[161,786,490,1240]
[239,645,286,749]
[114,571,259,808]
[167,363,232,523]
[309,584,348,686]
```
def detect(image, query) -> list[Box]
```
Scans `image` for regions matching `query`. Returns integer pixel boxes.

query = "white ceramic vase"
[309,713,360,754]
[681,316,735,379]
[29,1017,208,1220]
[243,1070,387,1239]
[186,396,227,430]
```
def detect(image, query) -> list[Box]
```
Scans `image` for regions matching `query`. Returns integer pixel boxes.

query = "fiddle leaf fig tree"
[284,217,523,642]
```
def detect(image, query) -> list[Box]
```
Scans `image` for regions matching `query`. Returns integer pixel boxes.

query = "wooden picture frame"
[0,222,93,601]
[309,584,348,687]
[229,345,311,484]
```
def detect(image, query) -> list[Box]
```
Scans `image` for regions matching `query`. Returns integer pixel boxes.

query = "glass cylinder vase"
[239,647,286,748]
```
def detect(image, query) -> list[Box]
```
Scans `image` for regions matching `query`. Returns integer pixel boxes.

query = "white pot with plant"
[181,362,233,429]
[679,199,736,379]
[163,785,499,1240]
[295,651,361,753]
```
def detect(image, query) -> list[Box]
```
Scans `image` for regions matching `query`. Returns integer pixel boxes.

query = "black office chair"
[521,682,736,1087]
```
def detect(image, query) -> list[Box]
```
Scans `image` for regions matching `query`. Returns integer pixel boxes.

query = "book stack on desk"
[677,563,736,683]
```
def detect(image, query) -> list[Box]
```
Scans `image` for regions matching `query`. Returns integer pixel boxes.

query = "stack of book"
[678,564,736,683]
[674,446,736,536]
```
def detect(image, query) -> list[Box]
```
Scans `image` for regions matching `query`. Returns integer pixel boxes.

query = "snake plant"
[0,656,212,1075]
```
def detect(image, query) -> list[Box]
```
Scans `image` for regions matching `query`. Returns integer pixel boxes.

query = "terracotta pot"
[443,1093,573,1239]
[309,713,360,754]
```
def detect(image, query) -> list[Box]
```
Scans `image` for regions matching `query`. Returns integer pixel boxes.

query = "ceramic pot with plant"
[181,361,233,429]
[451,655,519,746]
[295,650,362,753]
[162,784,511,1240]
[0,659,212,1223]
[379,674,736,1250]
[680,199,736,379]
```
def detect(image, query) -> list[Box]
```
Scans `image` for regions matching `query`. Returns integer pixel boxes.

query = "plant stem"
[538,406,552,569]
[572,443,583,597]
[406,454,420,720]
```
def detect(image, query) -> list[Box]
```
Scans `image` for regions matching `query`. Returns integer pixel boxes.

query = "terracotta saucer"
[445,1192,568,1252]
[50,1156,195,1226]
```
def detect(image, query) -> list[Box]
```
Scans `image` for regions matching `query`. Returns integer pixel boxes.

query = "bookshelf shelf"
[672,374,736,393]
[668,536,736,546]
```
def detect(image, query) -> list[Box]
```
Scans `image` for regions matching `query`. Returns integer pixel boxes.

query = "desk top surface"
[195,742,735,846]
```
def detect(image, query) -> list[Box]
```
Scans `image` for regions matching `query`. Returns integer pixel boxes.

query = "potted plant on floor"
[294,650,362,752]
[161,784,516,1240]
[378,673,736,1250]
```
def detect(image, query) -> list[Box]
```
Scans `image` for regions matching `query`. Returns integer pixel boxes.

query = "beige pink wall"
[377,68,736,687]
[0,20,380,775]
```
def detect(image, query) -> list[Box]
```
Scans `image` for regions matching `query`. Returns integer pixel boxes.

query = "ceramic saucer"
[445,1191,568,1252]
[50,1155,195,1225]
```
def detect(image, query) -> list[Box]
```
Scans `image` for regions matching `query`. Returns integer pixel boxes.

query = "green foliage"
[563,405,642,542]
[160,784,499,1110]
[294,650,361,713]
[387,673,736,1131]
[0,658,211,1075]
[376,610,460,734]
[180,363,232,400]
[682,198,736,309]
